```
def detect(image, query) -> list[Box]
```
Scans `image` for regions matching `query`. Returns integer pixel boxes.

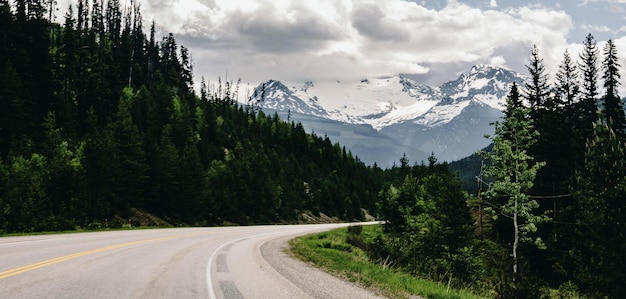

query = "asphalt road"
[0,224,382,298]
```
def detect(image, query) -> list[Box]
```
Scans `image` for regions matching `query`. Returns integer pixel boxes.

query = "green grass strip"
[289,225,484,299]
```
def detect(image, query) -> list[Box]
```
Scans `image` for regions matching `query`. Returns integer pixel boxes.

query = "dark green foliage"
[377,158,474,289]
[600,39,625,138]
[0,2,382,232]
[571,124,626,296]
[453,38,626,296]
[524,45,551,113]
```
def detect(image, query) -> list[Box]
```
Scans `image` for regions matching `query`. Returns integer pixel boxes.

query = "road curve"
[0,224,381,298]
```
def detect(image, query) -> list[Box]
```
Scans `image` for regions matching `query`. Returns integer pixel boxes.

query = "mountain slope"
[247,65,525,166]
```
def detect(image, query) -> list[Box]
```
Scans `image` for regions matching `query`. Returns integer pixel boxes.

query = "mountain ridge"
[245,65,526,166]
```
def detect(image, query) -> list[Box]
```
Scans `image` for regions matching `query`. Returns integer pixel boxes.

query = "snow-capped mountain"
[413,65,524,127]
[245,65,526,166]
[248,80,329,118]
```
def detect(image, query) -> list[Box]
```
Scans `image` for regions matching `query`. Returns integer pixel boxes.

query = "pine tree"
[573,123,626,296]
[578,34,600,132]
[556,49,580,107]
[554,49,580,181]
[524,45,551,114]
[600,39,625,138]
[107,87,148,210]
[105,0,121,42]
[505,82,523,119]
[568,33,602,182]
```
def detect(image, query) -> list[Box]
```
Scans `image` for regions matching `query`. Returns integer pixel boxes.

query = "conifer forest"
[1,1,625,297]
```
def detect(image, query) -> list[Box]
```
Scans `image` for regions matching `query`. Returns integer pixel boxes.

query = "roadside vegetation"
[292,36,626,297]
[290,225,483,299]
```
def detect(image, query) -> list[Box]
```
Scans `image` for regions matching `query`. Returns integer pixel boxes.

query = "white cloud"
[55,0,583,88]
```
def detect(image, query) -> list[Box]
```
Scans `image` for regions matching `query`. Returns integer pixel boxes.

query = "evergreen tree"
[0,0,385,231]
[554,49,580,181]
[5,153,49,231]
[105,0,121,42]
[577,34,600,137]
[378,160,472,286]
[107,87,148,210]
[556,49,580,107]
[505,82,523,119]
[0,61,27,156]
[573,123,626,296]
[524,45,551,114]
[600,39,625,137]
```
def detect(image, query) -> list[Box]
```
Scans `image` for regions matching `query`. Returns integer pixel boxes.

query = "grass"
[289,224,484,299]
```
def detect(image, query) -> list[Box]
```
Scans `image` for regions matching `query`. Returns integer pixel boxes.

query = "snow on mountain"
[413,65,525,127]
[248,80,329,118]
[245,65,527,165]
[248,64,524,131]
[439,64,525,109]
[248,75,441,130]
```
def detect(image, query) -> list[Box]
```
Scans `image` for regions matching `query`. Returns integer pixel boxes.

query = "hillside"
[0,3,383,232]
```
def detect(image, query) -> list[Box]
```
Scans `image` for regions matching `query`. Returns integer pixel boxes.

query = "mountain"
[248,80,329,118]
[246,65,526,166]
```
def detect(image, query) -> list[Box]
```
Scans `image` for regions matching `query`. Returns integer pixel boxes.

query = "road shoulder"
[260,234,385,299]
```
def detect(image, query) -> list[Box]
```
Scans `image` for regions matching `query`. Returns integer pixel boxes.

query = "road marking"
[219,281,244,299]
[205,228,314,299]
[0,236,175,280]
[206,234,275,299]
[216,254,229,273]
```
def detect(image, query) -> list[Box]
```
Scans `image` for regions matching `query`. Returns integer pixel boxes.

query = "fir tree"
[524,45,550,114]
[573,123,626,296]
[556,49,580,107]
[600,39,625,137]
[578,33,600,131]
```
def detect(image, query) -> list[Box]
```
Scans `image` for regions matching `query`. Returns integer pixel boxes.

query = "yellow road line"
[0,235,175,280]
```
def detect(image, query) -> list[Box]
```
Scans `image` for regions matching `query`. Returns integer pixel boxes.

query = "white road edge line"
[206,236,247,299]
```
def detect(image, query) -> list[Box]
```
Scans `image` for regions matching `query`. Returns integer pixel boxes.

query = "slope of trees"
[0,0,383,232]
[472,36,626,297]
[448,36,626,297]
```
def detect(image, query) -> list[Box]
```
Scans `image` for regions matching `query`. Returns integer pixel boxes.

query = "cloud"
[350,2,410,42]
[55,0,581,87]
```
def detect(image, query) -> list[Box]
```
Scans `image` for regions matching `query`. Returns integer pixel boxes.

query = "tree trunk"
[513,197,519,282]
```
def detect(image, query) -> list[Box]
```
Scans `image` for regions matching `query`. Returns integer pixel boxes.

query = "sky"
[56,0,626,92]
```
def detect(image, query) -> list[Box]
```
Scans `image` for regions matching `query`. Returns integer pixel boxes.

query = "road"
[0,224,382,298]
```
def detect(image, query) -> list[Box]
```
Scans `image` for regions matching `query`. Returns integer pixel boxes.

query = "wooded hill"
[0,0,384,231]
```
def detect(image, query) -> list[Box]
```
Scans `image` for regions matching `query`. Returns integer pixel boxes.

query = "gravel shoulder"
[260,234,386,299]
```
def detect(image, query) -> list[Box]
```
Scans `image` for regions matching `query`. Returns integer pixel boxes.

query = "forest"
[0,0,384,230]
[1,0,625,297]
